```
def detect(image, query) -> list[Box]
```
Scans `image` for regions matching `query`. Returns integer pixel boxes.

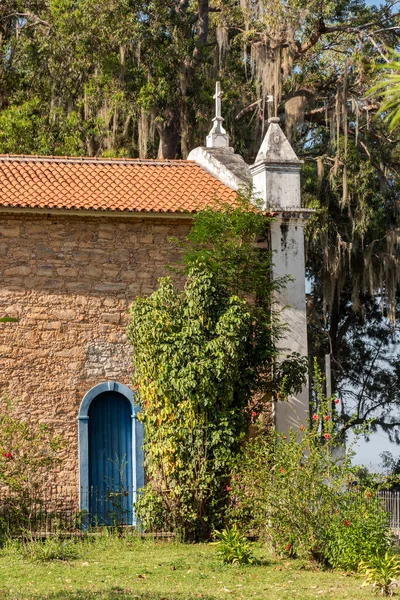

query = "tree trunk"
[179,69,190,159]
[156,107,181,159]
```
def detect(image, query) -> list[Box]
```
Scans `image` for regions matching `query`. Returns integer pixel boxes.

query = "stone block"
[66,281,92,293]
[4,265,31,276]
[138,234,153,244]
[85,265,103,278]
[137,271,151,280]
[101,265,120,279]
[103,299,116,307]
[94,282,126,293]
[37,278,64,289]
[43,321,62,330]
[57,267,79,277]
[100,313,121,324]
[98,228,114,241]
[36,243,56,258]
[52,309,76,321]
[37,265,55,276]
[0,224,20,237]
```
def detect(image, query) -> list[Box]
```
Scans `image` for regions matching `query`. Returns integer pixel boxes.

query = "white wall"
[270,216,309,432]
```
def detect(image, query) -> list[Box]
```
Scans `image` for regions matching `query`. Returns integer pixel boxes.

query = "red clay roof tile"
[0,155,237,214]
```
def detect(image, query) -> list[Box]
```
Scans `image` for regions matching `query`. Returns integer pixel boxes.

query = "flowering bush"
[0,395,64,541]
[324,497,390,571]
[229,363,391,568]
[0,396,63,493]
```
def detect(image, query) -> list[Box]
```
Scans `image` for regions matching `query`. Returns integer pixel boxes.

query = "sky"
[349,431,393,471]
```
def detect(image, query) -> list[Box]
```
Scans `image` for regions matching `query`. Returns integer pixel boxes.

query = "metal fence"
[0,486,174,539]
[377,491,400,533]
[3,487,400,540]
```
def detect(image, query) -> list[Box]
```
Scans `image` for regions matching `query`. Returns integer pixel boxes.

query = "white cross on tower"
[206,81,230,148]
[214,81,222,121]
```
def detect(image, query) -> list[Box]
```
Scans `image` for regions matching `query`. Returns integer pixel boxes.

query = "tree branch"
[0,12,51,28]
[293,11,400,58]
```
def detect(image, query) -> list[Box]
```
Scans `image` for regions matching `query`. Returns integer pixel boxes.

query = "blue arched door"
[88,391,133,525]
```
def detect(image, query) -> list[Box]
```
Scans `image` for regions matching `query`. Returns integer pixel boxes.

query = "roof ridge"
[0,154,195,166]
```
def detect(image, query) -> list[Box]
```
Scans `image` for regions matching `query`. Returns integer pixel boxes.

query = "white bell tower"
[250,117,311,432]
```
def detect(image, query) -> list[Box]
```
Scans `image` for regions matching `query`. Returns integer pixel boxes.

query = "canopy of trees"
[1,0,400,437]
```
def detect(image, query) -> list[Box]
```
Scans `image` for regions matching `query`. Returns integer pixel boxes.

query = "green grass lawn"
[0,536,370,600]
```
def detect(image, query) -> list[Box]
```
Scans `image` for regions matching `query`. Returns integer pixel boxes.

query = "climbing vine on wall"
[127,199,307,540]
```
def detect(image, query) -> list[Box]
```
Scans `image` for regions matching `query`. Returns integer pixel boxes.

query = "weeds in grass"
[22,535,80,562]
[360,550,400,596]
[213,525,254,565]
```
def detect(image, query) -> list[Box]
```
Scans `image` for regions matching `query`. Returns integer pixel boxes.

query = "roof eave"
[0,206,196,219]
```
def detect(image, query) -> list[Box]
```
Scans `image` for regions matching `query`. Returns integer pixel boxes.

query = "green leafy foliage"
[135,488,169,533]
[360,550,400,596]
[128,199,307,540]
[176,194,308,402]
[229,361,391,568]
[213,525,254,565]
[323,497,391,572]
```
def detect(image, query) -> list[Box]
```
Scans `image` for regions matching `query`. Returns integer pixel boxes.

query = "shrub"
[213,525,254,565]
[324,495,391,571]
[0,395,64,493]
[135,488,170,533]
[229,363,391,568]
[0,395,64,542]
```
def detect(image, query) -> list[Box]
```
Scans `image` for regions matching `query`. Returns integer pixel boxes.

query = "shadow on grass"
[0,591,219,600]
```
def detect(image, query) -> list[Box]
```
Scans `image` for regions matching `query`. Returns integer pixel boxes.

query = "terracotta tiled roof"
[0,155,237,214]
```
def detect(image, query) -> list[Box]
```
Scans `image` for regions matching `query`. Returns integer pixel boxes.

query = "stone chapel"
[0,84,310,523]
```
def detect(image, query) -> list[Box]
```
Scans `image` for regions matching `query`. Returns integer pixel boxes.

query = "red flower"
[312,414,318,421]
[1,452,6,457]
[251,411,257,418]
[279,468,285,474]
[323,433,330,440]
[225,485,231,492]
[343,520,350,527]
[285,543,291,551]
[323,415,330,421]
[334,398,340,405]
[2,451,13,459]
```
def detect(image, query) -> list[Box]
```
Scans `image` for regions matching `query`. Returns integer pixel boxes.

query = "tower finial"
[206,81,230,148]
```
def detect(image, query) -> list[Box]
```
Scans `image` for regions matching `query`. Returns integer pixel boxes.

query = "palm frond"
[369,51,400,129]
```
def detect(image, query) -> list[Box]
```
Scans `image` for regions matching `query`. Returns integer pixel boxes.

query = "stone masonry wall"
[0,212,190,496]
